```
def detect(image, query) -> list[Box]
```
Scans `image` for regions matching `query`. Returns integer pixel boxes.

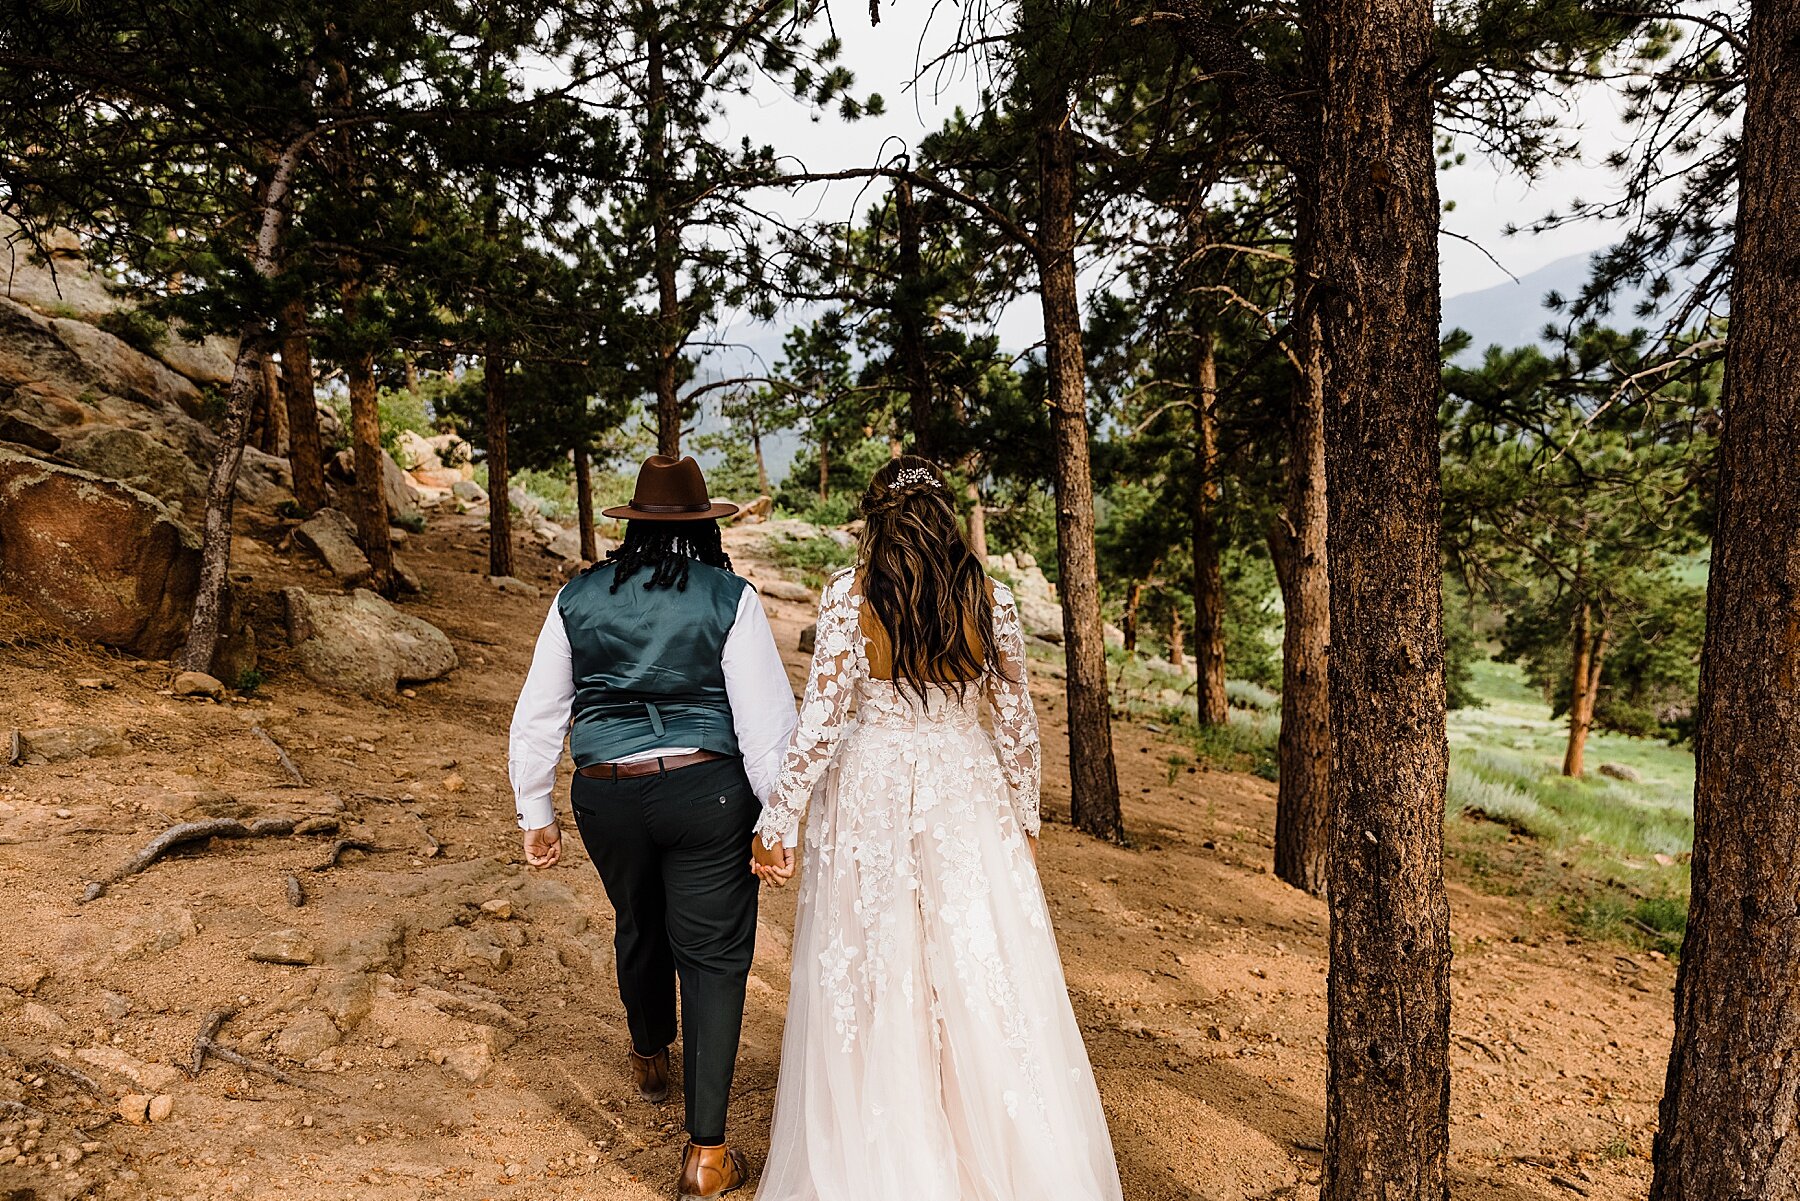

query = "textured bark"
[258,351,286,455]
[749,410,770,496]
[646,18,681,458]
[1191,325,1228,726]
[1036,118,1124,843]
[1123,581,1142,652]
[484,346,513,579]
[1651,1,1800,1194]
[278,299,327,513]
[339,275,394,596]
[178,144,301,672]
[817,442,829,503]
[1168,607,1185,670]
[1562,601,1607,778]
[1270,324,1330,897]
[965,483,988,560]
[893,177,937,459]
[574,446,598,562]
[1308,0,1452,1189]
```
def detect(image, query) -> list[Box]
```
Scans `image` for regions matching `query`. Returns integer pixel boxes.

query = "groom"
[507,454,796,1198]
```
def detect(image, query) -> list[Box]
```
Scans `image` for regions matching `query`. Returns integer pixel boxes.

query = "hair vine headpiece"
[891,465,942,491]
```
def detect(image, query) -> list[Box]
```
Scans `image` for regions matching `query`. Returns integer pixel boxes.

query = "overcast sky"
[708,1,1645,354]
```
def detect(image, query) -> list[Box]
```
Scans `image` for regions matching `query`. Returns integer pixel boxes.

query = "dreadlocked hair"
[598,519,733,592]
[858,455,1003,704]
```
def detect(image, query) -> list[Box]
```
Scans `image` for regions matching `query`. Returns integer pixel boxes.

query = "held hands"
[523,821,563,869]
[749,835,797,888]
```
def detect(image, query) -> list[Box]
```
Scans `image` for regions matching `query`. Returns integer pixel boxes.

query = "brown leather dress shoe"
[628,1046,670,1103]
[677,1141,748,1199]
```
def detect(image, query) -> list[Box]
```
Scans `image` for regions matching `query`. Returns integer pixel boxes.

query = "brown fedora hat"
[602,455,739,522]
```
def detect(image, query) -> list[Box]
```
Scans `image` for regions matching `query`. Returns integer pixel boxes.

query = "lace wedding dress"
[753,570,1123,1201]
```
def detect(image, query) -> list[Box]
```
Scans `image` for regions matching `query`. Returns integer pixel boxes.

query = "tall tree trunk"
[966,482,988,560]
[178,144,302,672]
[1035,117,1124,843]
[279,298,327,513]
[1309,0,1452,1189]
[574,445,598,562]
[1651,2,1800,1192]
[817,442,829,503]
[1122,581,1142,652]
[749,410,770,496]
[479,101,514,581]
[1168,607,1185,670]
[1562,600,1607,778]
[894,177,936,458]
[646,16,682,457]
[1270,321,1331,897]
[403,354,418,393]
[337,272,394,596]
[1192,324,1229,726]
[484,349,514,579]
[258,351,287,455]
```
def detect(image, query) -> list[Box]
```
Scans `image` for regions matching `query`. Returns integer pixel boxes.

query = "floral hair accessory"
[891,465,942,490]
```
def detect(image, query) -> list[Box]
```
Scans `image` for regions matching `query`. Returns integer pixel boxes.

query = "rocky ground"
[0,506,1676,1201]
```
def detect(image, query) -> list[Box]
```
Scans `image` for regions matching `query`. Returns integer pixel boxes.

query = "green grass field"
[1117,650,1696,954]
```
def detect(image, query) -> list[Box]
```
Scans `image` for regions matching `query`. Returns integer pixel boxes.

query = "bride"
[749,456,1124,1200]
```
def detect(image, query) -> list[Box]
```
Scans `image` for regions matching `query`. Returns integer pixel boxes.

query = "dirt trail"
[0,513,1669,1200]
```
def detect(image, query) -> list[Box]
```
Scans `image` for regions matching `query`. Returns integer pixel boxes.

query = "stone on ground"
[282,587,457,692]
[294,508,372,586]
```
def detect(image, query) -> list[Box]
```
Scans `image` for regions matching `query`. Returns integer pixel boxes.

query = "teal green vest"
[559,560,748,767]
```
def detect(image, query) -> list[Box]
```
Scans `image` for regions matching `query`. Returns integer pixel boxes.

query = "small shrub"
[234,666,269,694]
[393,512,426,534]
[766,535,856,590]
[98,308,169,354]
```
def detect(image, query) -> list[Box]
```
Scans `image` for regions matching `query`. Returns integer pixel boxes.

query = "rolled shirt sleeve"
[723,585,799,806]
[507,591,575,830]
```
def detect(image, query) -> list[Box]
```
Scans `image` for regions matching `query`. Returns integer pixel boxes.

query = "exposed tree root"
[80,816,301,901]
[312,838,381,872]
[190,1008,333,1094]
[251,725,306,786]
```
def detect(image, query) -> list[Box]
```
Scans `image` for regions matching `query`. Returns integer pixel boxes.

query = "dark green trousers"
[568,756,760,1146]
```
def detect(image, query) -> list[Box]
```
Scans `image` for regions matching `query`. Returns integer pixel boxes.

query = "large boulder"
[328,447,425,525]
[59,426,207,505]
[0,447,200,656]
[48,317,203,415]
[294,508,372,586]
[282,587,457,692]
[393,429,441,472]
[0,221,120,321]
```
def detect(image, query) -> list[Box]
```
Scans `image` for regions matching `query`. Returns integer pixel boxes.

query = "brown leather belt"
[577,749,731,780]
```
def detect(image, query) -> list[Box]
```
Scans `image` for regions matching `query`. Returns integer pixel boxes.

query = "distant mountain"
[1440,252,1595,357]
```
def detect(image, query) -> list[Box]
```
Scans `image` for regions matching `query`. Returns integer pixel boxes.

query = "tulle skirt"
[756,715,1124,1201]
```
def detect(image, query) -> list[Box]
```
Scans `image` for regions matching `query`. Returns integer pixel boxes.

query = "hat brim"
[600,501,740,522]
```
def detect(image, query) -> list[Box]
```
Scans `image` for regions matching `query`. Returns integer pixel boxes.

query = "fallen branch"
[80,816,301,901]
[285,874,305,907]
[312,838,381,872]
[190,1008,333,1094]
[33,1057,104,1097]
[251,725,306,786]
[0,1099,40,1117]
[190,1008,233,1077]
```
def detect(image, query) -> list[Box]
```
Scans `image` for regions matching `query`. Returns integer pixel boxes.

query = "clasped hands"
[750,836,797,888]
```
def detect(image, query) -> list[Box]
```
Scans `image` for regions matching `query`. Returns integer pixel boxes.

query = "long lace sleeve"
[985,583,1042,837]
[756,572,862,849]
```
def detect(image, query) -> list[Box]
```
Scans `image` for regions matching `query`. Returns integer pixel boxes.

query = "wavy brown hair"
[858,456,1001,702]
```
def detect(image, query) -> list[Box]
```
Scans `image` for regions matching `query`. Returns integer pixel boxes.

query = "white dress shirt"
[507,583,799,830]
